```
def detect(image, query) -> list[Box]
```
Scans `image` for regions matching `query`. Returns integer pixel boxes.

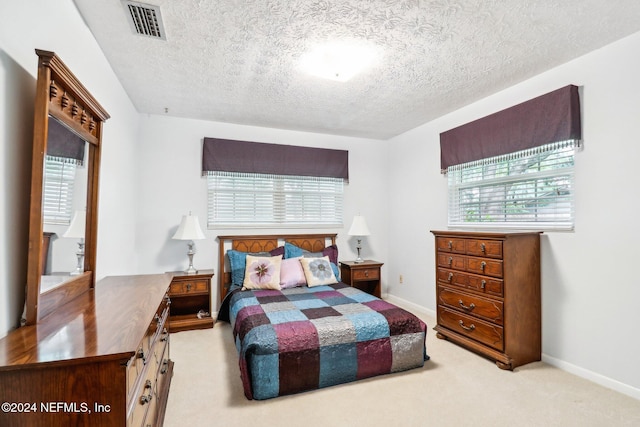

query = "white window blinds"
[447,140,577,230]
[43,157,77,225]
[207,171,343,228]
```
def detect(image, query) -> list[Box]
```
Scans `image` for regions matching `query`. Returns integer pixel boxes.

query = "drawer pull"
[161,328,169,342]
[137,348,147,364]
[448,256,453,266]
[164,294,171,305]
[458,300,476,311]
[458,320,476,331]
[186,283,192,291]
[481,243,486,253]
[364,270,369,277]
[480,261,486,272]
[140,380,153,404]
[447,272,453,282]
[448,240,453,249]
[481,280,486,290]
[161,359,169,374]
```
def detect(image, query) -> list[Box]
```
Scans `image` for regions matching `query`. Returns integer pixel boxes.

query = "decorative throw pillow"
[322,244,339,265]
[299,256,338,287]
[284,242,304,259]
[270,245,285,257]
[242,255,283,290]
[279,257,307,289]
[330,262,340,281]
[228,250,250,286]
[228,249,281,286]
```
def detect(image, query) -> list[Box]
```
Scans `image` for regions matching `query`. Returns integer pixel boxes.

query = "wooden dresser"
[0,274,174,427]
[431,230,541,370]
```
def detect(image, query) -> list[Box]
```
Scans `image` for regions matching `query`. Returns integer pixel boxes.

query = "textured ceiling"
[72,0,640,140]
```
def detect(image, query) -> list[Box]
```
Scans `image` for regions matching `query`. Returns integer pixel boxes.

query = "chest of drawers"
[431,230,541,370]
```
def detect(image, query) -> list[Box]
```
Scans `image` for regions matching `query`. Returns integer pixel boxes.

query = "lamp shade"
[172,213,205,240]
[63,210,86,238]
[348,215,370,236]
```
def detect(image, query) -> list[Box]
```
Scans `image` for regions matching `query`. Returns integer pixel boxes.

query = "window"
[43,157,77,225]
[447,140,577,230]
[207,171,343,228]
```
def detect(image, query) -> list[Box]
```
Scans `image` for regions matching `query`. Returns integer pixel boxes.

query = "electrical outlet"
[399,274,403,284]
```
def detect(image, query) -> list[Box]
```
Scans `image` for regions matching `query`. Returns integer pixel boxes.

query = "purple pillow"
[270,246,285,257]
[322,245,338,265]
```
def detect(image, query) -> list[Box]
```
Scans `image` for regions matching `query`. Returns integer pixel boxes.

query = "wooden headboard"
[216,233,337,302]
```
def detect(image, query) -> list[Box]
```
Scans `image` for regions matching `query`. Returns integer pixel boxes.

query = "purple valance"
[439,85,581,171]
[202,138,349,180]
[47,116,85,165]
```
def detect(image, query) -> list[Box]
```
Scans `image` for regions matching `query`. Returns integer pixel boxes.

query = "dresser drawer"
[436,268,503,296]
[437,252,503,279]
[126,354,141,403]
[438,286,503,325]
[436,237,466,253]
[437,268,468,288]
[466,257,503,278]
[170,278,209,295]
[465,239,503,259]
[155,336,171,416]
[438,306,504,351]
[467,275,503,296]
[129,359,156,427]
[142,383,159,427]
[437,253,466,270]
[352,268,380,281]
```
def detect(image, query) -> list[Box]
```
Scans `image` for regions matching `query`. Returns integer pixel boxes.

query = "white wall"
[388,32,640,398]
[134,114,390,304]
[0,0,141,337]
[2,0,638,403]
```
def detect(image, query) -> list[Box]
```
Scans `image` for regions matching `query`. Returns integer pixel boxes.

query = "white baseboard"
[385,293,639,401]
[542,353,640,400]
[383,294,436,319]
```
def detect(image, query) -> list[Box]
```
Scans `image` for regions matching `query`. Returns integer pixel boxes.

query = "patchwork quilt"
[226,282,428,400]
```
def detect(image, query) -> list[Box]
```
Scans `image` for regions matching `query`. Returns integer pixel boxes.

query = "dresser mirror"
[39,116,89,293]
[23,50,109,325]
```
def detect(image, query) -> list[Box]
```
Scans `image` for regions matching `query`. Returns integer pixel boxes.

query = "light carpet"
[164,307,639,427]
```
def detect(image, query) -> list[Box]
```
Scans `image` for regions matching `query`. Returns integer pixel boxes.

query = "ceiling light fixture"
[300,41,379,82]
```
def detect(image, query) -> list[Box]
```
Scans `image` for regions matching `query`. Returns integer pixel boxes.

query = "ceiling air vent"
[123,1,166,40]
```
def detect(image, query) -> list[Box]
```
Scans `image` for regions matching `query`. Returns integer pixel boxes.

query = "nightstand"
[167,269,214,332]
[339,260,383,298]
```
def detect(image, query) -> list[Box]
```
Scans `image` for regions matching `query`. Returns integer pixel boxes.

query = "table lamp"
[172,212,206,274]
[348,214,370,263]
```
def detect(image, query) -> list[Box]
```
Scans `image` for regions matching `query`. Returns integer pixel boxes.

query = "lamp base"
[70,240,85,275]
[184,241,198,274]
[354,239,364,263]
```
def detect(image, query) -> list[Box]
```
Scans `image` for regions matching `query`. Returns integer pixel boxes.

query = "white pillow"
[299,256,338,287]
[242,255,283,290]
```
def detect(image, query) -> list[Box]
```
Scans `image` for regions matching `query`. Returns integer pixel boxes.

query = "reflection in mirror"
[41,117,88,293]
[63,210,86,276]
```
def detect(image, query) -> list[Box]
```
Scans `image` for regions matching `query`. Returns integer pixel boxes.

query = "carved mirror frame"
[24,50,109,325]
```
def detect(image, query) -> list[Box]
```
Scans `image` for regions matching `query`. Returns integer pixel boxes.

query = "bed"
[216,233,428,400]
